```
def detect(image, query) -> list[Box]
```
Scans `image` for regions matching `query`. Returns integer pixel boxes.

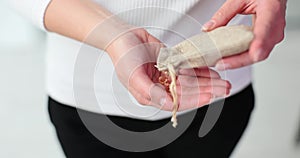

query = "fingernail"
[215,63,230,71]
[226,88,231,96]
[202,20,215,31]
[226,81,232,89]
[253,49,263,62]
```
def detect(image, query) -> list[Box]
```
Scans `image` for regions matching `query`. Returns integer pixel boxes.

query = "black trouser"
[48,84,255,158]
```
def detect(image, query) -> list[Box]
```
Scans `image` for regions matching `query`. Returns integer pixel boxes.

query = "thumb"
[202,0,244,32]
[130,68,174,111]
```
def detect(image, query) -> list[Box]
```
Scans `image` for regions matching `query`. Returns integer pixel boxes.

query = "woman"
[11,0,286,157]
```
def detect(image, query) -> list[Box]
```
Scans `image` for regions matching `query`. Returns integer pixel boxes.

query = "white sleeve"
[9,0,52,31]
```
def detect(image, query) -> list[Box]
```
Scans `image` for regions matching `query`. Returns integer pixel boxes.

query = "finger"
[177,85,230,97]
[215,51,254,70]
[177,93,214,111]
[202,0,244,31]
[248,1,285,62]
[178,68,221,78]
[128,68,174,111]
[148,83,174,111]
[177,76,231,88]
[248,11,272,62]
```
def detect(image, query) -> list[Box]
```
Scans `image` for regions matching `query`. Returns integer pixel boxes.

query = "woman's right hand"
[106,28,231,111]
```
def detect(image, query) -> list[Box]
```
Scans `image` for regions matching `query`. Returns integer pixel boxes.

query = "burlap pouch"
[157,25,254,71]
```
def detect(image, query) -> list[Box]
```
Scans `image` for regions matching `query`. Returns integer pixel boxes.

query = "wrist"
[86,17,136,50]
[105,27,145,63]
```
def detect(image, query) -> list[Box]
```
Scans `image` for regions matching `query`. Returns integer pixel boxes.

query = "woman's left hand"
[202,0,287,70]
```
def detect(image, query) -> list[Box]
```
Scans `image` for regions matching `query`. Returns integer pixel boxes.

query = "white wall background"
[0,0,299,158]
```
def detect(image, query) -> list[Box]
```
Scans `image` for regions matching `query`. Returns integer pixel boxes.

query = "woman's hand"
[106,28,231,111]
[202,0,287,70]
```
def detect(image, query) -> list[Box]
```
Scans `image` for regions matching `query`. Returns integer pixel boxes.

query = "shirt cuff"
[9,0,52,31]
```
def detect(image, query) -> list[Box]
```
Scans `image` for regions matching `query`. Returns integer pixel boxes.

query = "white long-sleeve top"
[11,0,252,120]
